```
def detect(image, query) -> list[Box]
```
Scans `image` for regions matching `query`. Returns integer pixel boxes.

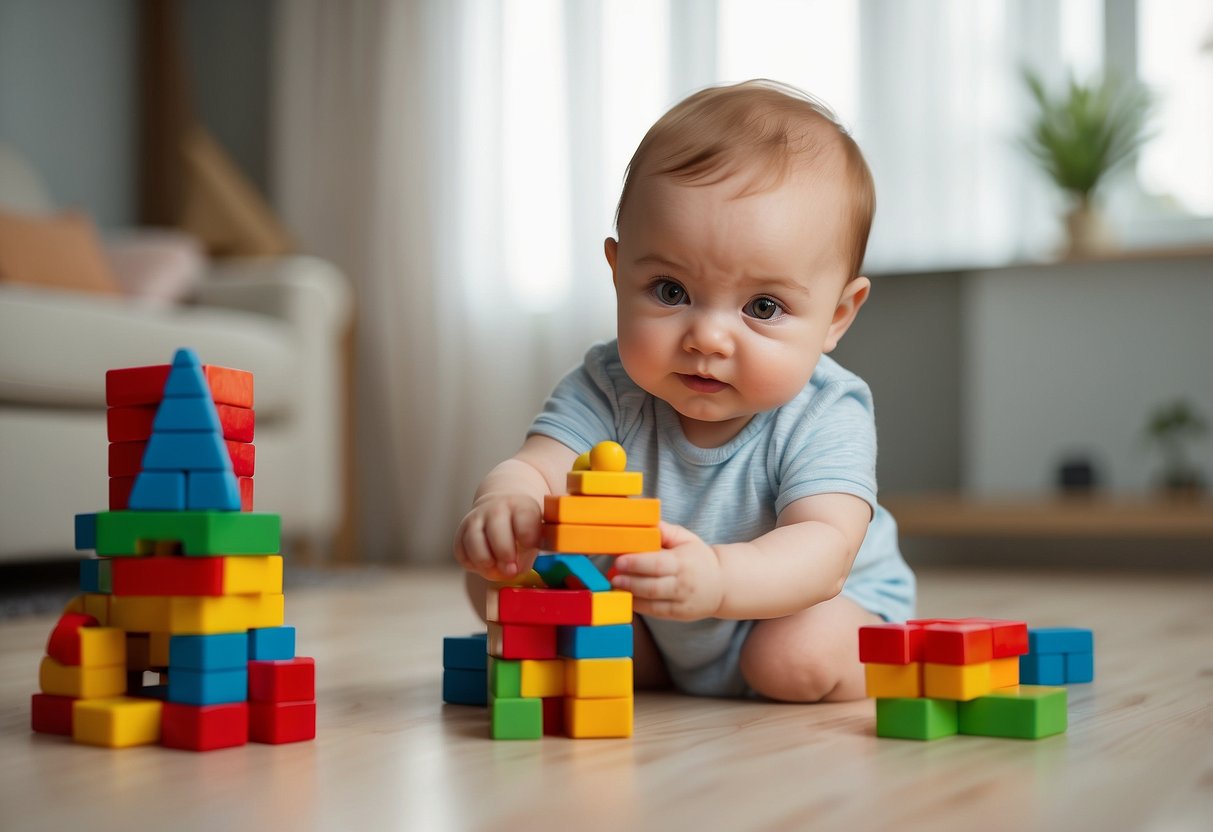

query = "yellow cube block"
[990,656,1020,689]
[923,661,993,701]
[78,627,127,668]
[223,555,283,594]
[148,632,171,667]
[109,593,284,634]
[564,696,633,738]
[540,523,660,555]
[864,662,922,699]
[39,656,126,699]
[565,658,633,699]
[543,495,661,527]
[82,593,110,625]
[591,591,632,626]
[72,697,162,748]
[520,659,566,698]
[566,470,643,497]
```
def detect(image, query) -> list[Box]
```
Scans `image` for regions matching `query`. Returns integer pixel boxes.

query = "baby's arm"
[453,434,578,581]
[611,492,871,621]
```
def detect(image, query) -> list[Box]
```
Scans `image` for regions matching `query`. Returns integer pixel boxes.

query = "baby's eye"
[653,279,688,306]
[744,296,783,320]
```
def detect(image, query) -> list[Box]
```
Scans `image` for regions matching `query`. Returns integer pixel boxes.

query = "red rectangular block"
[240,477,254,512]
[106,364,254,408]
[161,701,249,751]
[249,700,316,744]
[487,587,592,626]
[488,622,557,659]
[31,693,76,735]
[248,657,316,703]
[962,618,1029,658]
[110,477,135,510]
[108,404,255,443]
[227,441,255,477]
[111,557,224,596]
[859,623,925,665]
[922,622,994,665]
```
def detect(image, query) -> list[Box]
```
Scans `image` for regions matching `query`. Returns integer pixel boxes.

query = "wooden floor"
[1,565,1211,832]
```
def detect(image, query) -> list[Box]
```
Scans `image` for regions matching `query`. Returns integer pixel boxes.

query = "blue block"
[443,633,488,670]
[249,626,296,661]
[172,347,202,368]
[128,471,187,510]
[443,668,488,706]
[163,350,209,398]
[533,554,610,592]
[1028,627,1093,655]
[1020,652,1065,685]
[75,514,97,550]
[558,624,633,658]
[187,471,242,510]
[141,431,231,471]
[79,558,102,593]
[167,667,248,705]
[169,633,249,671]
[1065,651,1094,683]
[153,396,221,432]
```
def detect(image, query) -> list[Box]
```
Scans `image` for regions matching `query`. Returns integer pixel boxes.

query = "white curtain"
[271,0,1082,563]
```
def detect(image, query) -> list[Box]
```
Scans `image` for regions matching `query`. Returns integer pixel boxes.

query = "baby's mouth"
[678,373,728,393]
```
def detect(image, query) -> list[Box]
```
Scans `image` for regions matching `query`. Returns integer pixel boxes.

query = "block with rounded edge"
[72,697,162,748]
[39,656,126,699]
[875,697,959,740]
[46,612,99,665]
[589,441,627,472]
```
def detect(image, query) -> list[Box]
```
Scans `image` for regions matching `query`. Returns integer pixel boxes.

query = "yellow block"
[82,593,110,625]
[564,695,633,738]
[39,656,126,699]
[149,632,171,667]
[109,593,284,635]
[78,627,127,668]
[864,662,922,699]
[126,634,150,671]
[923,661,993,701]
[990,656,1020,689]
[566,658,633,699]
[72,697,162,748]
[520,659,566,698]
[566,470,643,497]
[591,591,632,626]
[541,523,660,555]
[223,555,283,594]
[543,495,661,527]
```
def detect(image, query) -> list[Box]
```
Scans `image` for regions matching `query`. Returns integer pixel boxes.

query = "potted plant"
[1145,399,1209,496]
[1021,69,1154,257]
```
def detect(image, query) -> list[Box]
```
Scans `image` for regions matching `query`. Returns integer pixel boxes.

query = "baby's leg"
[739,594,881,702]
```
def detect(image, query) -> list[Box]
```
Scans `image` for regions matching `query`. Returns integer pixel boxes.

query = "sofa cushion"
[0,284,296,418]
[0,209,122,295]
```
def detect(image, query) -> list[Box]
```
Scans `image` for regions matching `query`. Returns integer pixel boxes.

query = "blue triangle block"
[163,362,209,399]
[153,396,222,432]
[128,471,187,510]
[141,431,232,471]
[172,347,202,367]
[187,471,242,510]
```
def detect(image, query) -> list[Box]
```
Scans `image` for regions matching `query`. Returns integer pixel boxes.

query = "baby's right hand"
[453,494,544,582]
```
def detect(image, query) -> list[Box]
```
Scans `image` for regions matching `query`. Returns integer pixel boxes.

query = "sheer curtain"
[271,0,1084,563]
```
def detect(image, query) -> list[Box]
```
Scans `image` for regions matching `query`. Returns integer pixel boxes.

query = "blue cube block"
[128,471,187,510]
[249,626,296,661]
[169,633,249,670]
[187,471,242,510]
[443,668,488,706]
[558,624,633,658]
[1065,651,1094,683]
[1019,652,1065,685]
[1028,627,1093,655]
[443,633,488,670]
[167,667,248,705]
[74,514,97,550]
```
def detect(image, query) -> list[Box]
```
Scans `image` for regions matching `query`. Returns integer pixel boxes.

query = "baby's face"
[607,160,868,447]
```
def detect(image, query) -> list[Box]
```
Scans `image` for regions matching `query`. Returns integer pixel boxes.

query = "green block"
[958,685,1067,739]
[92,511,281,556]
[488,657,522,698]
[490,695,542,740]
[98,559,113,593]
[876,697,959,740]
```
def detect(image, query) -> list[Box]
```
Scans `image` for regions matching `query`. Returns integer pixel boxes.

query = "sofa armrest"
[192,255,353,336]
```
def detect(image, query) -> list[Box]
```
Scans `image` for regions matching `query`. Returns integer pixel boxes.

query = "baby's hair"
[614,79,876,281]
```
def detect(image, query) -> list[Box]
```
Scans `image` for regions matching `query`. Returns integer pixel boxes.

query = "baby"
[454,80,915,702]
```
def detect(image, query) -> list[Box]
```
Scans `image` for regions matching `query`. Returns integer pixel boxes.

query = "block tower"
[31,348,316,750]
[859,618,1068,740]
[444,441,657,739]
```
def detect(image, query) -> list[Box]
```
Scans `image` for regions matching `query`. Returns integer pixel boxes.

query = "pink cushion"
[103,230,205,304]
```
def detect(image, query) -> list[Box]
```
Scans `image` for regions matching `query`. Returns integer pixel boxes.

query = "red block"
[204,366,254,409]
[46,612,100,665]
[489,623,558,659]
[111,557,224,596]
[161,701,249,751]
[922,622,995,665]
[858,623,925,665]
[221,405,255,443]
[542,696,564,736]
[31,693,76,735]
[962,618,1029,658]
[240,477,254,512]
[110,476,135,510]
[106,364,253,408]
[489,587,592,625]
[249,700,316,744]
[228,441,255,477]
[248,657,316,703]
[108,403,255,443]
[109,441,147,477]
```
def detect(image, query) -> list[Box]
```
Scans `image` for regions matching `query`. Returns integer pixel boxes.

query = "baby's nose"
[681,313,734,357]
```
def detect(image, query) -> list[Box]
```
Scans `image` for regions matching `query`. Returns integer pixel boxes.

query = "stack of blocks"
[1020,627,1094,685]
[31,348,316,750]
[444,441,655,740]
[860,618,1071,741]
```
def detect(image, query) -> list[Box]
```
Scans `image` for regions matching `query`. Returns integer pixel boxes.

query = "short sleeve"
[527,342,620,453]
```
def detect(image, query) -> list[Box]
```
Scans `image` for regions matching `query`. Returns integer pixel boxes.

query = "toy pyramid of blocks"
[859,618,1085,741]
[30,348,315,750]
[443,441,658,739]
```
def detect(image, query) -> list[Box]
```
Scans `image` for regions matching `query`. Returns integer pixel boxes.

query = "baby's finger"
[613,551,670,577]
[632,597,679,619]
[483,509,521,576]
[457,516,495,572]
[612,573,678,601]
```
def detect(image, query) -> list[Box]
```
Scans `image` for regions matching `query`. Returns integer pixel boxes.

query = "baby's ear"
[604,238,620,288]
[824,276,871,353]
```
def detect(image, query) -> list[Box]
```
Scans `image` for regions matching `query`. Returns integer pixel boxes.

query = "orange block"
[540,523,660,555]
[543,495,660,527]
[566,470,643,497]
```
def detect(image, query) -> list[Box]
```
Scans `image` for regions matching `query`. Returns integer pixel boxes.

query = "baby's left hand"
[610,522,724,621]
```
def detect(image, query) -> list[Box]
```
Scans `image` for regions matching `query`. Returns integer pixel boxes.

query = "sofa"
[0,145,353,563]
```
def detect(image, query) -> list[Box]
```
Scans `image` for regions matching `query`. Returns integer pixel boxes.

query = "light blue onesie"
[528,340,916,697]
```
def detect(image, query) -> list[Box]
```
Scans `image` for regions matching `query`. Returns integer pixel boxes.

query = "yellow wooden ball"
[572,451,592,471]
[590,441,627,472]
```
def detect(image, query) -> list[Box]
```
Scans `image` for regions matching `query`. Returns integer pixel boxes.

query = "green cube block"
[958,685,1067,739]
[876,697,959,740]
[488,657,522,698]
[490,695,542,740]
[91,511,280,556]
